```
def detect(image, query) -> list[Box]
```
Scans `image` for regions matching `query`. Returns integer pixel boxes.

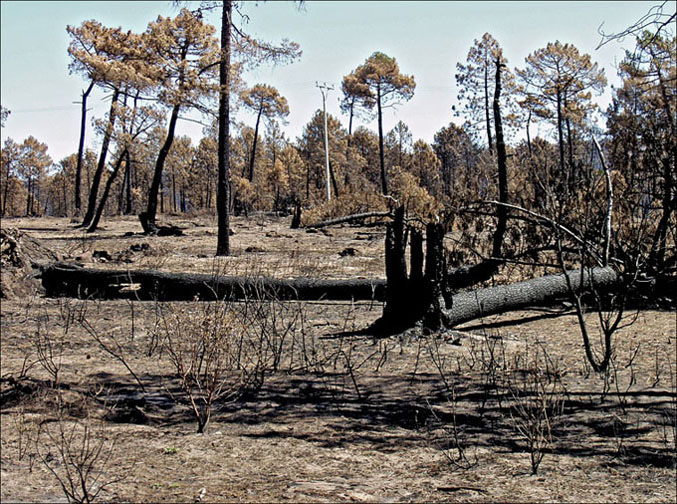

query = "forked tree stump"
[373,206,452,334]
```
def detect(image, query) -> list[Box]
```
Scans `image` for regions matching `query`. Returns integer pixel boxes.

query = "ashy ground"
[1,214,675,503]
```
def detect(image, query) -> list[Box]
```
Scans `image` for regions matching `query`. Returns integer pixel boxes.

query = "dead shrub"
[36,394,124,503]
[506,342,566,475]
[156,298,267,433]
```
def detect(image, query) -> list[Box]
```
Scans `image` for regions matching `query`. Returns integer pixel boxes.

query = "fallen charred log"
[305,211,393,229]
[40,263,387,302]
[40,263,631,333]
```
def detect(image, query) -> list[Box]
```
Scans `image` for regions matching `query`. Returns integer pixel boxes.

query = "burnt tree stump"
[373,206,452,334]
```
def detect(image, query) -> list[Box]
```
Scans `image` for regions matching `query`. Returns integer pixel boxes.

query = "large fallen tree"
[40,263,387,302]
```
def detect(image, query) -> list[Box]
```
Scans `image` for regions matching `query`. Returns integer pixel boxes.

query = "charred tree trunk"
[121,149,133,215]
[445,58,509,287]
[248,107,262,182]
[556,88,566,182]
[41,263,386,302]
[143,104,180,234]
[421,221,452,330]
[329,161,340,199]
[526,107,532,158]
[87,149,127,233]
[38,262,653,323]
[484,65,493,153]
[381,206,409,325]
[290,199,302,229]
[75,81,95,216]
[376,84,388,195]
[81,88,120,228]
[491,57,509,261]
[216,0,232,256]
[372,206,452,334]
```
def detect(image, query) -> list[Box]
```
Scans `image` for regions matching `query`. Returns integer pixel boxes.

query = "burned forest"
[1,2,675,503]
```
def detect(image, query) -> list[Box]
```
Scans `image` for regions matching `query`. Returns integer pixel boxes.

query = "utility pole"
[316,81,334,201]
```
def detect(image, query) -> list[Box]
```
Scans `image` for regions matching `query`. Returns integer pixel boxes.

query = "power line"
[10,105,77,113]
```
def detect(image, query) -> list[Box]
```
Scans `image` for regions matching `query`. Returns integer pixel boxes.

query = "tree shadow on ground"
[212,370,676,469]
[8,362,673,470]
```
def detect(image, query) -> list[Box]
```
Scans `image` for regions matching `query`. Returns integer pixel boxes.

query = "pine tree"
[348,52,416,195]
[241,84,289,182]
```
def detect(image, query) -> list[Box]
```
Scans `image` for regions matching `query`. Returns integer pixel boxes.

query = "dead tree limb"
[481,200,605,266]
[305,211,393,229]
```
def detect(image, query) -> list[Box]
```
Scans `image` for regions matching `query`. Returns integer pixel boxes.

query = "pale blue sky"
[0,1,663,164]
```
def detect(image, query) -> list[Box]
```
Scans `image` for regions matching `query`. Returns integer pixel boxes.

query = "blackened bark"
[123,149,133,214]
[82,89,120,227]
[484,64,493,153]
[216,0,232,256]
[88,149,127,232]
[422,222,451,330]
[381,206,409,325]
[375,206,452,333]
[41,263,386,302]
[290,199,302,229]
[143,104,180,234]
[410,228,424,283]
[117,157,127,214]
[75,81,95,216]
[248,107,262,182]
[526,108,532,158]
[377,84,388,195]
[42,263,666,322]
[491,57,509,261]
[566,115,574,177]
[2,161,11,216]
[25,178,33,216]
[447,59,509,286]
[329,161,340,198]
[556,88,565,175]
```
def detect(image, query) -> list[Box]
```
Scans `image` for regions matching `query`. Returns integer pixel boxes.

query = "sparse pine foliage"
[456,33,519,150]
[241,84,290,183]
[347,52,416,195]
[517,41,607,180]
